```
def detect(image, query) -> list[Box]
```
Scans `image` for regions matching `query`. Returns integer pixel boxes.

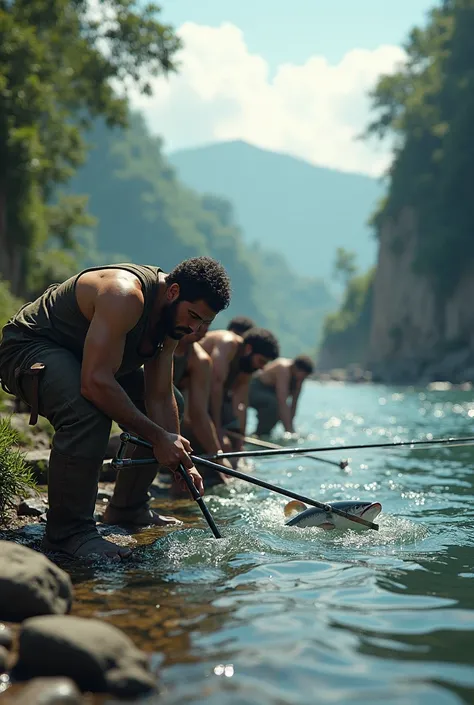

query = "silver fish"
[284,500,382,530]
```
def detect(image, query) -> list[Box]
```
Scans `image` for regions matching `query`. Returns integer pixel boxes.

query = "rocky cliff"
[368,207,474,384]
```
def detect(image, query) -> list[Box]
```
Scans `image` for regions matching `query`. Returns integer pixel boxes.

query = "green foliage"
[0,278,23,330]
[366,0,474,298]
[333,247,358,287]
[67,114,334,354]
[0,417,36,523]
[0,0,180,296]
[169,140,382,281]
[318,269,375,368]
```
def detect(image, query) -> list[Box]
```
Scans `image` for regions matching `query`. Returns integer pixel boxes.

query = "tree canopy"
[367,0,474,298]
[0,0,179,295]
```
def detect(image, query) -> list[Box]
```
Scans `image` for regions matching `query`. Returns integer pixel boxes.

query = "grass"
[0,417,37,523]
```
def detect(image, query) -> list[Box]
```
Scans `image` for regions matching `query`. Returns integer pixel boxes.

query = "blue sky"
[161,0,433,71]
[130,0,436,175]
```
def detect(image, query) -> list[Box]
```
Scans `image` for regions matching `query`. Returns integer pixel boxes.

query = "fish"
[284,499,382,530]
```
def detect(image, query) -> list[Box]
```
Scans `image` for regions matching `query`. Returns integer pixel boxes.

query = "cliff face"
[368,208,474,384]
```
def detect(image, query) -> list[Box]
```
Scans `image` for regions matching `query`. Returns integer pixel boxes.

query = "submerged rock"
[15,677,83,705]
[0,645,8,673]
[0,624,13,650]
[17,615,156,697]
[0,542,73,621]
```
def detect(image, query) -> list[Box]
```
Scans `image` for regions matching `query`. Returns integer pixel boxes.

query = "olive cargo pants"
[0,329,184,552]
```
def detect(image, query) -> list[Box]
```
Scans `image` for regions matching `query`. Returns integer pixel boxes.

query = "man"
[200,327,280,453]
[0,257,231,560]
[226,316,256,336]
[172,325,232,487]
[249,355,314,436]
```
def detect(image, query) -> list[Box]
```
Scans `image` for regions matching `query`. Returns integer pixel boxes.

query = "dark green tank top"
[2,263,163,377]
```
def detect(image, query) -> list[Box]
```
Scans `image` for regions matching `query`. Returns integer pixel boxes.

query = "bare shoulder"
[76,268,144,327]
[201,330,240,353]
[193,341,212,365]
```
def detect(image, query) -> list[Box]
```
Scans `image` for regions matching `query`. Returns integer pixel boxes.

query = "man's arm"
[208,340,236,440]
[231,377,250,451]
[80,279,197,476]
[187,345,223,455]
[144,338,179,434]
[290,381,303,422]
[275,367,294,433]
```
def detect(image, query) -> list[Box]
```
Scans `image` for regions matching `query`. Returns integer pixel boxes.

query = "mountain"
[65,116,335,356]
[168,141,384,282]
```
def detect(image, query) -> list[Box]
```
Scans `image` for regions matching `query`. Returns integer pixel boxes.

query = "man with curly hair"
[0,257,231,561]
[226,316,256,336]
[200,326,279,455]
[249,355,314,436]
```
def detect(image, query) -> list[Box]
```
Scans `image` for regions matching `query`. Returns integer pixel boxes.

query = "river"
[66,382,474,704]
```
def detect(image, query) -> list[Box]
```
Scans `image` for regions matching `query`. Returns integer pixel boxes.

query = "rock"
[0,624,13,650]
[0,542,73,622]
[427,381,452,392]
[17,616,156,697]
[96,487,113,502]
[17,497,48,517]
[15,677,83,705]
[24,450,51,484]
[0,645,8,673]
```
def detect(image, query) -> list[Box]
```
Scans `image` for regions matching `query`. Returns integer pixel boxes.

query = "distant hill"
[168,141,384,281]
[65,116,335,356]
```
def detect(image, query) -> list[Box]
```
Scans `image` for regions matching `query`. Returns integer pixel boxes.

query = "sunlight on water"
[34,382,474,704]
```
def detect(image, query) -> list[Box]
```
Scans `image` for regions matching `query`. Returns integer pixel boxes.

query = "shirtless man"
[200,327,280,453]
[226,316,256,336]
[0,257,231,560]
[172,325,232,486]
[249,355,314,436]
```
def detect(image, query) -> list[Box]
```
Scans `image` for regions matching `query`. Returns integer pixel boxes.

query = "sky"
[128,0,435,177]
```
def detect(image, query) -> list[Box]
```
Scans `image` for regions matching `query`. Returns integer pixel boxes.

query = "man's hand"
[153,431,204,496]
[215,455,233,484]
[153,431,194,470]
[178,466,204,496]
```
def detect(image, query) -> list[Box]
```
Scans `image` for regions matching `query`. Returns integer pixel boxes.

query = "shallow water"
[26,383,474,702]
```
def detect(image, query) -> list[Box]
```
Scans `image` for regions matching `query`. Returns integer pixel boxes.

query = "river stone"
[17,616,156,697]
[15,677,83,705]
[17,496,48,517]
[0,542,73,621]
[0,624,13,649]
[0,645,8,673]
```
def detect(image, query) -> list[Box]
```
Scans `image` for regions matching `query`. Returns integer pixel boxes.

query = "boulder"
[17,615,156,697]
[0,542,73,621]
[15,677,83,705]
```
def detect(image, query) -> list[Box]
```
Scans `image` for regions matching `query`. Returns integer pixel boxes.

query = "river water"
[70,382,474,704]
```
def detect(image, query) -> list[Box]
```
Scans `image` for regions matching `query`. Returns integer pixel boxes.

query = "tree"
[365,0,474,298]
[333,247,357,287]
[0,0,180,295]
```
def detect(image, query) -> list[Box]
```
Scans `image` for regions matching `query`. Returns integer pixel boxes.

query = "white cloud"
[129,22,406,176]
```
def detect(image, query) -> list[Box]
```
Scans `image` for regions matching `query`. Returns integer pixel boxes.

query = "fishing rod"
[112,433,378,531]
[205,435,474,461]
[226,430,348,469]
[113,432,222,538]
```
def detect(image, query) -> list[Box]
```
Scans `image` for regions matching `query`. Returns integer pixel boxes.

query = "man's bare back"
[257,357,293,390]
